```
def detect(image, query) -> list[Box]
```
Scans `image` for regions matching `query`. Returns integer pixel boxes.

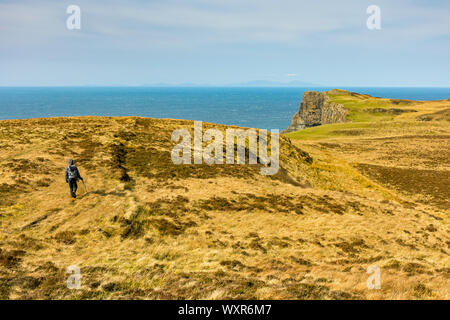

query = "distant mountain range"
[230,80,319,87]
[139,80,320,87]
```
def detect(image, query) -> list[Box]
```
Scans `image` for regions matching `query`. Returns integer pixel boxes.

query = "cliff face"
[282,91,348,133]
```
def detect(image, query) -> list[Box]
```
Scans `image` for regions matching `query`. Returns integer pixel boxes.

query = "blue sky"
[0,0,449,86]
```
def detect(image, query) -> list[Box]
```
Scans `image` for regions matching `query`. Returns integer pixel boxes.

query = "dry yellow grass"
[0,94,449,300]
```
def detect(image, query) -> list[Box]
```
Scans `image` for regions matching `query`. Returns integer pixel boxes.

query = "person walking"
[65,159,84,198]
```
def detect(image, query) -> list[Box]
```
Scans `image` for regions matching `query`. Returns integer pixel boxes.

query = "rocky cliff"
[282,91,348,133]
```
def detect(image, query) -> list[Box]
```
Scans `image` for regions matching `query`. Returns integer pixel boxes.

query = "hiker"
[65,159,83,198]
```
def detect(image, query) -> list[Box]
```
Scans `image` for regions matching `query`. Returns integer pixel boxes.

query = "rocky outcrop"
[282,91,348,133]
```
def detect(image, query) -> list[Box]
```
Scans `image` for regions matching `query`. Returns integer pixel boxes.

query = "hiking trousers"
[69,178,78,198]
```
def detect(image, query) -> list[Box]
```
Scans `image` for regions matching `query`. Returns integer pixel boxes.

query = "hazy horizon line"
[1,85,450,88]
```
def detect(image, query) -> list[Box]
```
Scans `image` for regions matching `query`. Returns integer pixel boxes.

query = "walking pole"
[82,180,88,193]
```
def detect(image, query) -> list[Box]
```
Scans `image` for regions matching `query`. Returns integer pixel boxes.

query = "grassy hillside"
[0,94,449,300]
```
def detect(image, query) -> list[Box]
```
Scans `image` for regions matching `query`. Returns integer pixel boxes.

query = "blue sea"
[0,87,449,130]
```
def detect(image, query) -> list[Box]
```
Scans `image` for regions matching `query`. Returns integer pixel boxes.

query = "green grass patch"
[327,93,397,122]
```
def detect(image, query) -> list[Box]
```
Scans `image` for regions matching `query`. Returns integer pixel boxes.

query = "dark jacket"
[65,159,83,182]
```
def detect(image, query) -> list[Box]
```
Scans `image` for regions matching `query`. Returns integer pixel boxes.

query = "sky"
[0,0,449,86]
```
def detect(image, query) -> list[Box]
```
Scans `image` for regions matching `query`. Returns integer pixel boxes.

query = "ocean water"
[0,87,449,130]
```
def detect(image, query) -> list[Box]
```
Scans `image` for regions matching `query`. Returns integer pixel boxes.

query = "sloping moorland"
[0,90,449,299]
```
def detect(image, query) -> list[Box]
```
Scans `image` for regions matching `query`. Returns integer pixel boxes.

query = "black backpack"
[68,165,78,180]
